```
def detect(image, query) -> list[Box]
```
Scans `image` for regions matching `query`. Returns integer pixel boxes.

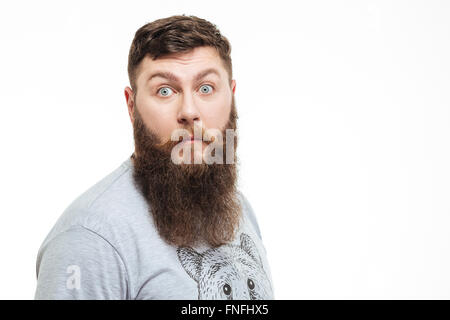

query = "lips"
[189,136,202,141]
[177,136,202,144]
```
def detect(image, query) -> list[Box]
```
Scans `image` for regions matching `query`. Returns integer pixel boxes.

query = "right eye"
[223,283,232,296]
[157,87,174,97]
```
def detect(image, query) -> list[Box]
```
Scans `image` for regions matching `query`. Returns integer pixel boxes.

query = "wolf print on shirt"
[177,232,273,300]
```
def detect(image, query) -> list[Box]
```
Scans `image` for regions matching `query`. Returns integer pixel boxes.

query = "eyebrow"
[147,68,221,84]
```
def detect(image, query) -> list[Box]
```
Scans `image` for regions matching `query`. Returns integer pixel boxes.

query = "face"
[124,46,241,248]
[125,46,236,159]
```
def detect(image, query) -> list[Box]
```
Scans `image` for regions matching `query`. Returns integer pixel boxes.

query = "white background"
[0,0,449,299]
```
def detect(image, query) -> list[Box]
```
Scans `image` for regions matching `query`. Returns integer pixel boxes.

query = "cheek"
[200,97,232,129]
[139,102,176,138]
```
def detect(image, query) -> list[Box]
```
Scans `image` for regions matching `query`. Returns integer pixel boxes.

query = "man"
[35,14,274,300]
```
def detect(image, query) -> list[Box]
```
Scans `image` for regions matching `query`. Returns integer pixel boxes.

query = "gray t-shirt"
[34,157,275,300]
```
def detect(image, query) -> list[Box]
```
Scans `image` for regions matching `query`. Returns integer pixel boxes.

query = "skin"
[124,46,236,159]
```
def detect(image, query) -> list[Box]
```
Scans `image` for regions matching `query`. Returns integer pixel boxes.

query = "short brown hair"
[127,14,233,93]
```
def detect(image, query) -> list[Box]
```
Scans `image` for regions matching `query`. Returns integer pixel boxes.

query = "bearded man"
[34,15,274,300]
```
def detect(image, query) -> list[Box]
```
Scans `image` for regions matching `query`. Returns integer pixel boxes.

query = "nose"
[177,93,201,127]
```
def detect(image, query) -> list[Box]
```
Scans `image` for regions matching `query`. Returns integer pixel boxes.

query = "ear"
[124,86,135,124]
[231,79,236,94]
[177,247,203,283]
[240,233,263,267]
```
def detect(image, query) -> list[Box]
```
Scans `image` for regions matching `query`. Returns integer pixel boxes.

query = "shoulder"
[38,157,150,258]
[237,190,263,241]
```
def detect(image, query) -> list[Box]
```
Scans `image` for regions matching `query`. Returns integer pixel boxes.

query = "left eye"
[199,84,213,94]
[247,278,255,290]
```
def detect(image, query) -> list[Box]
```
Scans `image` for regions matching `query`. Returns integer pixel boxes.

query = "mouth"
[178,136,203,144]
[189,135,203,142]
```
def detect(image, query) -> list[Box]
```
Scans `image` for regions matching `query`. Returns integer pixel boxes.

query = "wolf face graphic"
[177,232,273,300]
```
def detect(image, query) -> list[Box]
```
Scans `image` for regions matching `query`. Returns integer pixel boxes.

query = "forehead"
[136,46,227,84]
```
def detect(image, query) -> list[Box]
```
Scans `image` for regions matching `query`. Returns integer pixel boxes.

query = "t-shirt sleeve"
[34,226,129,300]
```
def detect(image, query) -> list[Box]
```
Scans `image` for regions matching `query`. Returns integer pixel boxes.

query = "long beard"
[131,98,241,248]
